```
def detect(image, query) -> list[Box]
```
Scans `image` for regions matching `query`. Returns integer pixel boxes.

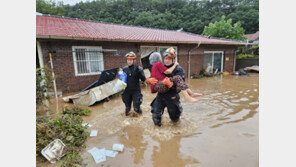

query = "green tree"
[36,0,66,16]
[202,15,246,40]
[37,0,258,35]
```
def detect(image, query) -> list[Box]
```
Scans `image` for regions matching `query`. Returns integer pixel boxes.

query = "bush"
[249,45,259,50]
[236,54,258,59]
[191,69,221,79]
[62,105,91,116]
[59,150,84,167]
[36,112,89,167]
[36,67,53,112]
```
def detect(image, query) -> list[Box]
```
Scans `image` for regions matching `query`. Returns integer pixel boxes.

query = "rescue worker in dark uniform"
[122,52,146,116]
[146,48,185,126]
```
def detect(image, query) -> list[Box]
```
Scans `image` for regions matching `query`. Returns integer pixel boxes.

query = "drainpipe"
[233,49,237,72]
[187,41,201,79]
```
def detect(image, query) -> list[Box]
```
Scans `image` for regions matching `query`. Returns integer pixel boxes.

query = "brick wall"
[38,39,237,93]
[39,39,140,93]
[178,44,236,76]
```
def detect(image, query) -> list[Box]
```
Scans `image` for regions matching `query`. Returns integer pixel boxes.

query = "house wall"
[177,44,236,76]
[38,39,237,93]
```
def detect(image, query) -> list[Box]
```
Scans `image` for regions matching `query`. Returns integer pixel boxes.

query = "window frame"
[72,46,104,76]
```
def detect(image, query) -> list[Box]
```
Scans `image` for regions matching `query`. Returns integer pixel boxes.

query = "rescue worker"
[122,51,146,116]
[146,48,186,126]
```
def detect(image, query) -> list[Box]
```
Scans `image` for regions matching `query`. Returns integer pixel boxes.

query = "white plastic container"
[90,130,98,137]
[112,144,124,152]
[41,139,66,163]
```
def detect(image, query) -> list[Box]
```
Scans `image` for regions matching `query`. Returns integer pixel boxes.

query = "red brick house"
[36,14,246,93]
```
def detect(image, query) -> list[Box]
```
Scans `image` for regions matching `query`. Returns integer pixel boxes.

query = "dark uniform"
[150,64,185,126]
[122,64,146,116]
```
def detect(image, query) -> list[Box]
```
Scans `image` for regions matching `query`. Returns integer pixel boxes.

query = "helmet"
[163,47,176,59]
[124,51,137,59]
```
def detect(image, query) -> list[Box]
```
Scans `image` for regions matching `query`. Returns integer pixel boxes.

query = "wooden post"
[49,53,58,99]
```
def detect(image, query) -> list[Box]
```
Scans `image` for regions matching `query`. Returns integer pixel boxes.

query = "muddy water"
[38,74,259,167]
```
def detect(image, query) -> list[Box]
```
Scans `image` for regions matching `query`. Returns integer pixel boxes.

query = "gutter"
[187,41,201,79]
[36,35,248,46]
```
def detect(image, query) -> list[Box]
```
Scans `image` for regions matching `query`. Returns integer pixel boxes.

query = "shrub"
[36,112,89,166]
[59,150,84,167]
[36,67,53,112]
[191,69,221,79]
[236,54,257,59]
[62,105,91,116]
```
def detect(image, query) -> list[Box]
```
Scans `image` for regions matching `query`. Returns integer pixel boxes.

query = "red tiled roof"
[245,31,259,41]
[36,15,244,45]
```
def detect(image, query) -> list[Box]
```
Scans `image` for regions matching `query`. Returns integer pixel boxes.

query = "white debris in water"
[230,95,238,99]
[240,98,249,101]
[82,123,92,128]
[87,147,119,164]
[123,120,131,126]
[254,89,257,92]
[224,91,231,94]
[211,93,222,96]
[112,144,124,152]
[87,147,106,164]
[104,149,118,157]
[249,101,259,105]
[90,130,98,137]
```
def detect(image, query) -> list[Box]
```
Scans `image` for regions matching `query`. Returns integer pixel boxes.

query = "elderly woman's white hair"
[149,52,162,66]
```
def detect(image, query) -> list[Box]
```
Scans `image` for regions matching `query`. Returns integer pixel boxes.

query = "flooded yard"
[38,74,259,167]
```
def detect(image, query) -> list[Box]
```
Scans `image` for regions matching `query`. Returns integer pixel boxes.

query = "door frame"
[140,45,178,60]
[204,51,224,72]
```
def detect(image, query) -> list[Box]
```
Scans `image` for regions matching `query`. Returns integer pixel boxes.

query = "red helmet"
[163,47,176,59]
[124,51,137,59]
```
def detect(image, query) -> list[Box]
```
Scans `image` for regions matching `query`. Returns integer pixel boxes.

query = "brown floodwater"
[37,74,259,167]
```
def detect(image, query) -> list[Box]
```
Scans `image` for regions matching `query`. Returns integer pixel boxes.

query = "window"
[203,51,224,72]
[72,46,104,76]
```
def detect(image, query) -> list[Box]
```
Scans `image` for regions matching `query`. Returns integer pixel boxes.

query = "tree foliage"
[37,0,258,35]
[36,0,66,16]
[202,15,246,40]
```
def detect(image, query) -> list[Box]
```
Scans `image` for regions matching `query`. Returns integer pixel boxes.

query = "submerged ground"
[38,74,259,167]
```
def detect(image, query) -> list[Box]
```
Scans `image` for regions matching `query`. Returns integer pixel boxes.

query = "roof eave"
[36,35,248,46]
